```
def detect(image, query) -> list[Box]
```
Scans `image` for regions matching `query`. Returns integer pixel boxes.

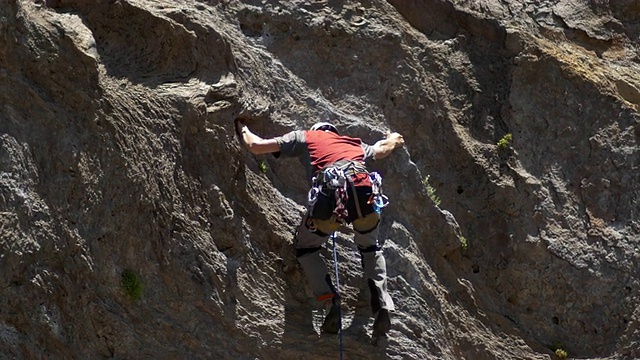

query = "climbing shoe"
[321,301,341,334]
[372,308,391,336]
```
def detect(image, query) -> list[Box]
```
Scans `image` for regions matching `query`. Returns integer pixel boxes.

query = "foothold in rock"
[505,28,524,54]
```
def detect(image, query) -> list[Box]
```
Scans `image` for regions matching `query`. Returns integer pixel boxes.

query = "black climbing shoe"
[372,308,391,336]
[321,301,341,334]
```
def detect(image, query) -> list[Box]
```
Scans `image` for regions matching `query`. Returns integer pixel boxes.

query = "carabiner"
[374,194,389,209]
[307,187,320,206]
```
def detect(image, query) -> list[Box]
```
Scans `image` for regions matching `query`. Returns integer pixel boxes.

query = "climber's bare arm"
[236,122,281,155]
[372,132,405,160]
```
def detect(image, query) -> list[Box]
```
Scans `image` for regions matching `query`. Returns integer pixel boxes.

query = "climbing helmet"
[310,122,339,135]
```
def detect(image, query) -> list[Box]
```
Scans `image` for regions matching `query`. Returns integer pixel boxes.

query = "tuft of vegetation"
[121,269,143,301]
[422,175,441,206]
[459,236,468,251]
[259,161,268,174]
[550,342,568,359]
[555,349,568,359]
[497,133,512,149]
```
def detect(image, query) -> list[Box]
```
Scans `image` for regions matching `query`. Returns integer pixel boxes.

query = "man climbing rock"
[236,120,404,337]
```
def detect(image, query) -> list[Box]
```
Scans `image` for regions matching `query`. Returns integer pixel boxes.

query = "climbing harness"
[307,160,389,223]
[330,232,344,360]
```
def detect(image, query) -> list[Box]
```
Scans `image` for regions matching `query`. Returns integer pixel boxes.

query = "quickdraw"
[368,171,389,214]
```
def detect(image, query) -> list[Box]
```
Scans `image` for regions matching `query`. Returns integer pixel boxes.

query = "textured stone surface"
[0,0,638,359]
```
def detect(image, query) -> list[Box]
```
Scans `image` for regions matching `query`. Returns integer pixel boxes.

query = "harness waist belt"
[316,160,368,184]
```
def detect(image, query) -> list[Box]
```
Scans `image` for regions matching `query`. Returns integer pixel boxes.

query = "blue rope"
[331,232,344,360]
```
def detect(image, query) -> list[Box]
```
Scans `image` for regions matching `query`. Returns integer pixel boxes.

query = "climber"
[235,120,404,337]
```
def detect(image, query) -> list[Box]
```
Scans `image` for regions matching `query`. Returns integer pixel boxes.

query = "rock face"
[0,0,638,358]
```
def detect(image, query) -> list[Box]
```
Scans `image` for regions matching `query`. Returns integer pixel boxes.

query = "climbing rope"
[331,232,344,360]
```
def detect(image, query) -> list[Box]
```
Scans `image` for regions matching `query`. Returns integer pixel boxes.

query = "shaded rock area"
[0,0,638,359]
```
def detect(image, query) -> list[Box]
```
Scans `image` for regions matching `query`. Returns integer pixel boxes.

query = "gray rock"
[0,0,638,358]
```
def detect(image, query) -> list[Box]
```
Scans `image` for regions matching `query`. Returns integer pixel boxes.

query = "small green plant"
[555,349,568,359]
[422,175,441,206]
[459,236,468,251]
[551,342,568,359]
[497,133,512,149]
[121,269,143,300]
[259,161,268,174]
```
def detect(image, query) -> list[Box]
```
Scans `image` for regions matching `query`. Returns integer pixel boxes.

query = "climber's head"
[310,122,339,135]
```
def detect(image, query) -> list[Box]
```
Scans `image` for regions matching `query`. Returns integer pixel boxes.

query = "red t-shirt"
[275,130,375,186]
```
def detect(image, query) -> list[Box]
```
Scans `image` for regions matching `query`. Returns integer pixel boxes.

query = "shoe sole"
[321,304,341,334]
[373,309,390,336]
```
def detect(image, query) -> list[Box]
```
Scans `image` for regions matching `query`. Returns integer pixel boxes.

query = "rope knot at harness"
[332,186,349,220]
[324,167,349,221]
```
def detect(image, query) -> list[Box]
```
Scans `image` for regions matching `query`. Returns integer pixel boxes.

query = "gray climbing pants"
[295,211,395,314]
